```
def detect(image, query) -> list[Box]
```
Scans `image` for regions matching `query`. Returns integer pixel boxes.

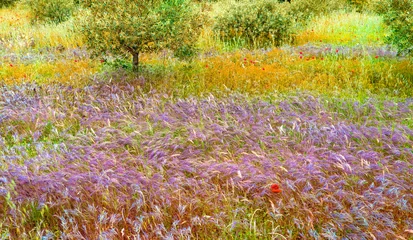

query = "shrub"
[77,0,204,73]
[214,0,292,48]
[347,0,372,11]
[381,0,413,55]
[74,0,92,7]
[26,0,76,24]
[287,0,347,25]
[0,0,18,8]
[368,0,390,14]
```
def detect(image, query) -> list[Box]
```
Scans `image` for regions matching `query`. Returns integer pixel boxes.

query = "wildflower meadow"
[1,0,413,239]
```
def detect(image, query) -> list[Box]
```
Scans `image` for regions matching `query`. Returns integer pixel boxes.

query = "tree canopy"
[78,0,204,72]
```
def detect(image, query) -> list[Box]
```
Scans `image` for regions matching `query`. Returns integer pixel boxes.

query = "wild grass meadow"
[1,0,413,239]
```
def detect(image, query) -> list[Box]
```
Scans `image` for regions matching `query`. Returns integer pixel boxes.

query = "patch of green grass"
[295,10,389,46]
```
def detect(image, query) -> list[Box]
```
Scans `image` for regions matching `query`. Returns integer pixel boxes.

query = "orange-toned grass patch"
[0,8,30,27]
[163,49,413,97]
[1,60,100,86]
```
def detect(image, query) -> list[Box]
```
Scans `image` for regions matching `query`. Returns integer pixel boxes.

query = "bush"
[0,0,18,8]
[74,0,92,7]
[214,0,292,48]
[26,0,76,24]
[367,0,389,14]
[347,0,372,11]
[381,0,413,55]
[287,0,347,25]
[77,0,205,73]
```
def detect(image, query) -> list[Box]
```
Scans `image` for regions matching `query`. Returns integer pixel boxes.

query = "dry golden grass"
[0,6,83,51]
[1,59,100,86]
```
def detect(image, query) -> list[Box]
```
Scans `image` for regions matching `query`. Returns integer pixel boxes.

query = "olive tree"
[77,0,203,73]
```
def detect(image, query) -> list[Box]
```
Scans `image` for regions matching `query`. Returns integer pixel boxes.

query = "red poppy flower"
[271,184,280,190]
[336,49,339,53]
[375,55,379,59]
[270,184,282,193]
[299,51,303,55]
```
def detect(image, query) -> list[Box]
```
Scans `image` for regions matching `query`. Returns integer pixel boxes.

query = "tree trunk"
[124,46,140,76]
[132,51,140,74]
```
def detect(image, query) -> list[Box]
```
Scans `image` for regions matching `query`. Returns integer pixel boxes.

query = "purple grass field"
[1,82,413,239]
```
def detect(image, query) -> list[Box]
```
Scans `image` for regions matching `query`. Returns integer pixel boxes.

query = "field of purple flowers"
[1,80,412,239]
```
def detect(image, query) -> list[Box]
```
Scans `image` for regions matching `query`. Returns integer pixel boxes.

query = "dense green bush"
[381,0,413,55]
[0,0,18,8]
[77,0,204,72]
[26,0,76,23]
[74,0,92,7]
[347,0,371,11]
[367,0,389,14]
[214,0,292,48]
[287,0,347,25]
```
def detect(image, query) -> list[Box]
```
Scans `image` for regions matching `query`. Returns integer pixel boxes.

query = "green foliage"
[347,0,371,11]
[368,0,390,14]
[25,0,76,24]
[192,0,217,2]
[74,0,92,7]
[0,0,18,8]
[214,0,292,48]
[174,44,198,59]
[288,0,346,25]
[381,0,413,55]
[77,0,204,72]
[107,58,133,71]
